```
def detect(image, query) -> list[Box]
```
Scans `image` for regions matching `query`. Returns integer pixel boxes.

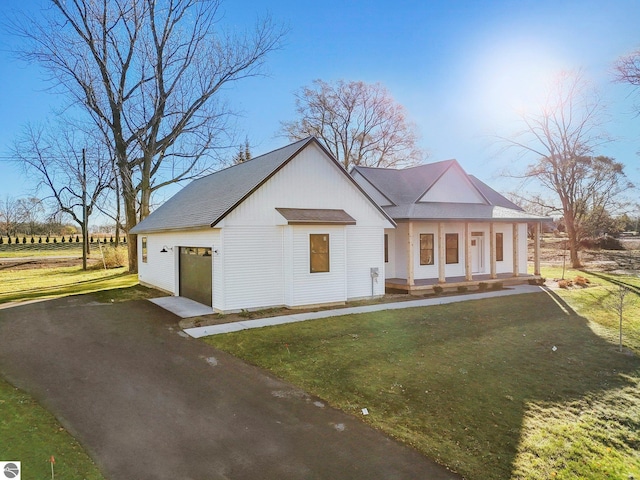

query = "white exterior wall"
[346,226,386,299]
[137,229,219,297]
[393,223,408,279]
[419,168,485,203]
[215,142,392,310]
[222,143,391,229]
[219,225,285,312]
[518,223,528,275]
[494,223,514,274]
[384,228,397,278]
[389,221,529,280]
[291,225,346,306]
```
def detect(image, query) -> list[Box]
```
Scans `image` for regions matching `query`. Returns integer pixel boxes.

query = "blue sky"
[1,0,639,209]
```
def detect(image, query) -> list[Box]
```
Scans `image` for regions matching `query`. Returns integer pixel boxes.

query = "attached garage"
[179,247,212,307]
[131,137,394,313]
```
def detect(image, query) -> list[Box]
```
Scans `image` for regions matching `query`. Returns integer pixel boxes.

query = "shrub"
[491,282,503,291]
[110,236,114,243]
[433,285,444,295]
[579,236,624,250]
[30,237,35,244]
[22,236,27,244]
[7,237,11,244]
[557,279,573,289]
[45,237,50,243]
[75,236,80,242]
[457,286,468,293]
[0,237,3,245]
[90,236,94,243]
[61,236,66,243]
[574,276,590,287]
[53,238,57,243]
[69,236,73,243]
[38,237,42,243]
[15,237,19,244]
[100,245,127,268]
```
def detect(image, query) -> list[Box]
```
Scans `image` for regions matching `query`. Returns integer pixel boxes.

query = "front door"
[471,233,484,273]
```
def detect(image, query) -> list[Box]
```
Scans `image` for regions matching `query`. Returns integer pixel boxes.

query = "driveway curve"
[0,296,458,480]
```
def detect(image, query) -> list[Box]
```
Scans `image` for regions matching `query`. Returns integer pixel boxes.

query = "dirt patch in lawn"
[0,256,101,271]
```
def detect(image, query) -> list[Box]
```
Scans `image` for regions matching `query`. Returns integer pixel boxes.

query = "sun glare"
[473,38,564,121]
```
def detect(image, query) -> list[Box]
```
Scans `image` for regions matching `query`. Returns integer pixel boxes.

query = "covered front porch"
[385,220,544,294]
[386,272,540,294]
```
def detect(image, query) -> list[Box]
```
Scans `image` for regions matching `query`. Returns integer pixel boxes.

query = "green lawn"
[0,378,105,480]
[206,286,640,479]
[0,266,140,304]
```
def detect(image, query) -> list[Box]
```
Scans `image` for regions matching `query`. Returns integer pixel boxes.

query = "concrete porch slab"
[149,296,214,318]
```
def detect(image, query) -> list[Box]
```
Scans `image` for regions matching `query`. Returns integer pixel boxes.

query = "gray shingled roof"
[131,138,313,234]
[353,160,550,222]
[353,161,453,205]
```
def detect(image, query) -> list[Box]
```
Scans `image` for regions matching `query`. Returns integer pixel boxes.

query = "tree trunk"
[564,213,582,268]
[119,160,139,273]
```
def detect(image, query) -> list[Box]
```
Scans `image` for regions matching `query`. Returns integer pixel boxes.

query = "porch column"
[513,223,520,277]
[534,222,541,276]
[489,222,497,279]
[464,222,472,281]
[407,222,415,286]
[438,222,446,283]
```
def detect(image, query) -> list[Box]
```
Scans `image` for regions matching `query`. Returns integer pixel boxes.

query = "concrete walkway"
[185,284,542,338]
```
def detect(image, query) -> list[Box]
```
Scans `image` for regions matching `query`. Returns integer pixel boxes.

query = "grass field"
[206,282,640,479]
[0,266,139,304]
[0,378,105,480]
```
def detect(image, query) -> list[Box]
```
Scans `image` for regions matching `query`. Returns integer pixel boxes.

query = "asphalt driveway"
[0,296,458,480]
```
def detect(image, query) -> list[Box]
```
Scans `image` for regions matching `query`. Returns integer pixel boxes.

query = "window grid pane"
[445,233,458,264]
[310,234,330,273]
[142,237,148,263]
[420,233,434,265]
[496,233,504,262]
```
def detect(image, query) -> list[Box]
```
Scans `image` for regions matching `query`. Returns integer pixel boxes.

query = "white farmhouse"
[351,160,548,292]
[131,137,395,313]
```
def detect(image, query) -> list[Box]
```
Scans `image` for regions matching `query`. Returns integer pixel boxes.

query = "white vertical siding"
[393,223,408,279]
[221,226,285,311]
[384,228,396,278]
[291,225,346,306]
[494,223,514,274]
[137,229,219,297]
[223,142,393,229]
[346,226,385,299]
[418,168,485,204]
[518,223,528,274]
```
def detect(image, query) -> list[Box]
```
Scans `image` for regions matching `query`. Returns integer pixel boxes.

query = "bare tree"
[615,48,640,108]
[16,197,45,236]
[500,71,632,268]
[0,196,23,237]
[282,79,424,170]
[606,285,634,352]
[12,122,115,265]
[11,0,284,271]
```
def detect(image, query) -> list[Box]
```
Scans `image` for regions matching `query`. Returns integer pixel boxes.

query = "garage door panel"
[179,247,212,307]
